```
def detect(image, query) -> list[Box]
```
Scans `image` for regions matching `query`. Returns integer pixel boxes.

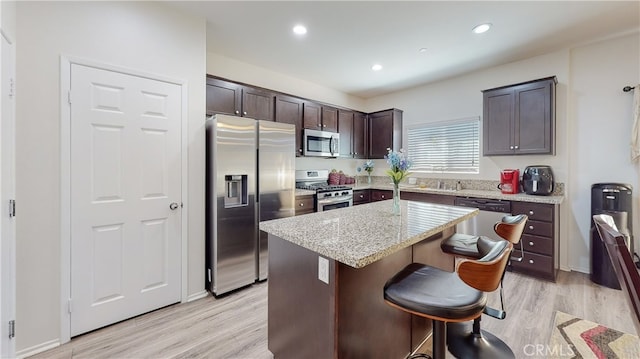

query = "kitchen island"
[259,200,478,359]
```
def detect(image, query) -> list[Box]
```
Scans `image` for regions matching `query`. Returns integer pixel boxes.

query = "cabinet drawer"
[519,234,553,256]
[510,250,554,280]
[295,196,315,215]
[353,190,370,205]
[512,202,553,222]
[524,220,553,238]
[371,190,393,202]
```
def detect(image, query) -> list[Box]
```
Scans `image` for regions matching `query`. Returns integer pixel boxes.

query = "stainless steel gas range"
[295,170,353,212]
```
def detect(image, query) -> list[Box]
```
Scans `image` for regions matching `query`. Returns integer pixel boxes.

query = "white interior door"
[70,64,182,336]
[0,34,16,358]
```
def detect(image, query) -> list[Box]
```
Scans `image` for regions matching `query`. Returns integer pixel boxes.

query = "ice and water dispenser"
[224,175,248,208]
[590,183,634,289]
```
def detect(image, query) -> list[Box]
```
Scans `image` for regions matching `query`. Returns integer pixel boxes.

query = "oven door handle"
[318,196,353,205]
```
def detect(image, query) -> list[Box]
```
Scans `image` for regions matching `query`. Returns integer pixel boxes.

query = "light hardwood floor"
[31,270,636,359]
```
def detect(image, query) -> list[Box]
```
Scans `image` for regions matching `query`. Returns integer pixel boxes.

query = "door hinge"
[8,78,14,99]
[68,299,72,314]
[8,320,15,339]
[8,199,15,218]
[67,90,71,105]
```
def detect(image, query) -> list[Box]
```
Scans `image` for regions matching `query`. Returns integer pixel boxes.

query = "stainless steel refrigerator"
[205,114,295,296]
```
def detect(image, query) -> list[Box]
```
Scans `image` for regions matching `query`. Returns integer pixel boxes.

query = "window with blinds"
[407,117,480,174]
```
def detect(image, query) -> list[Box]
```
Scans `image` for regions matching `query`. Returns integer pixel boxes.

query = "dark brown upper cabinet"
[483,76,556,156]
[303,102,338,133]
[321,106,338,132]
[353,112,367,159]
[276,94,304,156]
[206,77,275,121]
[206,77,241,116]
[206,76,404,159]
[302,101,322,130]
[338,110,354,158]
[338,110,367,159]
[368,109,403,159]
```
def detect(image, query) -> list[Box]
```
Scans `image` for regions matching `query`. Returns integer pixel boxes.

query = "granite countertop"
[349,184,564,205]
[259,200,478,268]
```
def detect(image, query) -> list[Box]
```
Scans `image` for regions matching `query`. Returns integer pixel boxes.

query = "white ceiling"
[168,1,640,99]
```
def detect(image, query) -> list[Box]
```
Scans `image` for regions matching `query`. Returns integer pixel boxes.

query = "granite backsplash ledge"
[355,176,564,196]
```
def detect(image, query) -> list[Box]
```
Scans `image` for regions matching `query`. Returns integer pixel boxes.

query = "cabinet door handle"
[514,145,519,149]
[529,225,534,230]
[529,259,534,264]
[381,195,386,199]
[510,146,514,150]
[354,152,358,155]
[299,203,304,207]
[529,210,534,215]
[359,194,364,198]
[529,241,534,246]
[323,124,326,128]
[243,111,247,115]
[235,110,240,115]
[298,149,302,153]
[317,124,322,127]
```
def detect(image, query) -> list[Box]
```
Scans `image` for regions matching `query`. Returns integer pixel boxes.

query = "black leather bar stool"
[440,214,527,359]
[441,214,527,259]
[384,239,513,359]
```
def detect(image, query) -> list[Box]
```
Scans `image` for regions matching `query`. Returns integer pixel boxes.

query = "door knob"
[170,202,179,210]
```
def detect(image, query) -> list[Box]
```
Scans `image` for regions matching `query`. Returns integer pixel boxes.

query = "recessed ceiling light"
[371,64,383,71]
[293,24,307,35]
[472,23,492,34]
[418,48,428,53]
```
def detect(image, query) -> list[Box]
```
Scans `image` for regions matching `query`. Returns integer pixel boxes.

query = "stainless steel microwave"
[303,129,339,157]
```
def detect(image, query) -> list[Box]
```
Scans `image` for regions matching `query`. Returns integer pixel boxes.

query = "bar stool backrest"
[457,240,513,293]
[494,214,528,245]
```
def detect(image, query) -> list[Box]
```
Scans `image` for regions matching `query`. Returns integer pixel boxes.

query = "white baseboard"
[187,290,209,302]
[16,339,60,359]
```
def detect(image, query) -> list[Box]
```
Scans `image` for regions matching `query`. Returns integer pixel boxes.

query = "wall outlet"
[318,256,329,284]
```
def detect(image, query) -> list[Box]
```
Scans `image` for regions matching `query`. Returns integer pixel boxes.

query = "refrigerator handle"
[256,148,259,202]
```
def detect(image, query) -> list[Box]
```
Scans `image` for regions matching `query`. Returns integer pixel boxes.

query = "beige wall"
[568,32,640,272]
[15,1,206,353]
[207,52,366,111]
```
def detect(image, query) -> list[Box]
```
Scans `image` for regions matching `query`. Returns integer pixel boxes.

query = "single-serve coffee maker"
[498,169,520,194]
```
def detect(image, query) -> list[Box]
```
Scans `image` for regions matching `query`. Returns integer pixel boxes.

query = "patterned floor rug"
[549,311,639,358]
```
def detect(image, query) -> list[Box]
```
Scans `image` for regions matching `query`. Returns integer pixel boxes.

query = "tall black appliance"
[590,183,633,289]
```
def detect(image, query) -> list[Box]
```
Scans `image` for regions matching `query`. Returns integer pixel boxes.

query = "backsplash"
[295,158,564,196]
[359,175,564,196]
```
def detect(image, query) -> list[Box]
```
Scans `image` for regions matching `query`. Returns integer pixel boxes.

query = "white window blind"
[407,117,480,174]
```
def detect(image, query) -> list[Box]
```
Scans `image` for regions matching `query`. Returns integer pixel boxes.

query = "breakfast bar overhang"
[259,200,478,359]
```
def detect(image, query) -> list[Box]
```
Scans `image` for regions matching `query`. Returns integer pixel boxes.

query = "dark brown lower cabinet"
[510,201,558,281]
[295,195,314,216]
[353,189,370,205]
[371,189,393,202]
